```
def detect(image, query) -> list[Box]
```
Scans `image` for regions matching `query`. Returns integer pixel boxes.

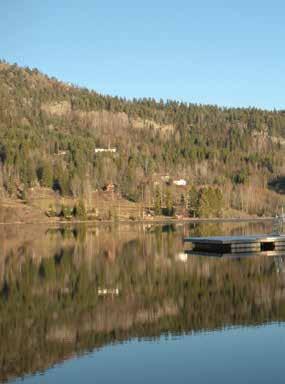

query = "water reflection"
[0,221,283,383]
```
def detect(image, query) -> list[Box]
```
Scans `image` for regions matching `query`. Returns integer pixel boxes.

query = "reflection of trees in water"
[0,221,281,382]
[274,256,285,276]
[188,221,272,237]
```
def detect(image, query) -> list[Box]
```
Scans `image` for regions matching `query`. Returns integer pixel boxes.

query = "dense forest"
[0,60,284,217]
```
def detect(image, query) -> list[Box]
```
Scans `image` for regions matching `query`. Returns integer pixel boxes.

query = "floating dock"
[184,234,285,254]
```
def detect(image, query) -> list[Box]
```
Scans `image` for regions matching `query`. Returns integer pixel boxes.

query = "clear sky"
[1,0,285,110]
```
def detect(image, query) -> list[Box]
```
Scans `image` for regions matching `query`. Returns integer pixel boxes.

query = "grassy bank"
[0,197,275,226]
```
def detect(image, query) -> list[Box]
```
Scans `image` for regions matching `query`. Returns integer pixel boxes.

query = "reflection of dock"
[184,234,285,255]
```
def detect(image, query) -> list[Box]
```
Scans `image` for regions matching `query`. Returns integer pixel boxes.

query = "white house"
[173,179,187,186]
[57,150,67,156]
[94,148,117,153]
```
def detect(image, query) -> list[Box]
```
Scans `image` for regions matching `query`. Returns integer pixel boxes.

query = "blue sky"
[1,0,285,109]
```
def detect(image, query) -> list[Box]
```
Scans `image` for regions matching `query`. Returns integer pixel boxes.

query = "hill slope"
[0,60,284,218]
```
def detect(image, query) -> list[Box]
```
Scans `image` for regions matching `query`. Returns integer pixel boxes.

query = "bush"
[60,205,73,219]
[73,199,87,220]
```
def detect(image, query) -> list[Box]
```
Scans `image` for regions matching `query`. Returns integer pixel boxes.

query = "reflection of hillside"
[0,224,144,283]
[0,221,281,382]
[187,221,272,237]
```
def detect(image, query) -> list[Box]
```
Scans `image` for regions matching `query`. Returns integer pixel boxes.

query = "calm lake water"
[1,220,285,383]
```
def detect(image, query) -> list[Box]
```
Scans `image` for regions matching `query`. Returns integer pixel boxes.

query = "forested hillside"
[0,60,284,218]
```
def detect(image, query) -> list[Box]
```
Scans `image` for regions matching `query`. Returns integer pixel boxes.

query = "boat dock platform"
[184,234,285,254]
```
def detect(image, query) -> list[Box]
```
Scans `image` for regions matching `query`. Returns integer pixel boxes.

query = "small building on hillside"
[95,147,117,154]
[103,183,115,193]
[57,150,67,156]
[173,179,187,186]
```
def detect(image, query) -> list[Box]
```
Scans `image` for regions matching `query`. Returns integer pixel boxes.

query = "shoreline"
[0,216,275,227]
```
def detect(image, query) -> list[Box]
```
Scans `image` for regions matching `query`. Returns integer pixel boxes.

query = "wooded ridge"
[0,60,284,218]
